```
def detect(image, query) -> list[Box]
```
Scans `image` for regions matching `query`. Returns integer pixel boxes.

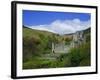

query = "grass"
[23,57,61,69]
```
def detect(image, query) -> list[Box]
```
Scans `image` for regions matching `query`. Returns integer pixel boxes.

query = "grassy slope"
[23,26,64,69]
[23,26,91,69]
[23,26,55,60]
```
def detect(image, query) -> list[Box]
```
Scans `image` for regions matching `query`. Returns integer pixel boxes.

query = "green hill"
[23,26,63,62]
[23,25,91,69]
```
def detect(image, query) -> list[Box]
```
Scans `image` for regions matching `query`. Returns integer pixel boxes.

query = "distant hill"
[83,27,90,35]
[23,26,57,37]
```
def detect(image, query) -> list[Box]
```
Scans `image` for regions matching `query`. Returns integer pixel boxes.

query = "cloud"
[28,19,90,35]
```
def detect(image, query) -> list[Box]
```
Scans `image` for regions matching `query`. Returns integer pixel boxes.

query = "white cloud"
[28,19,90,35]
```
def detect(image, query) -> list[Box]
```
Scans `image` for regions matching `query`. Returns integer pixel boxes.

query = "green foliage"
[23,26,91,69]
[23,26,59,63]
[58,42,91,67]
[23,59,52,69]
[23,36,40,62]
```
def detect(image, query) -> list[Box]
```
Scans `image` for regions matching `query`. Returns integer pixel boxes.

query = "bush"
[57,42,91,67]
[67,42,91,67]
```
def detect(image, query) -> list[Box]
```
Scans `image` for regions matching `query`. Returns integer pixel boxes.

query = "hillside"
[23,26,62,62]
[23,25,91,69]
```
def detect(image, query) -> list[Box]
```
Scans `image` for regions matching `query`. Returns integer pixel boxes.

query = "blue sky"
[23,10,91,34]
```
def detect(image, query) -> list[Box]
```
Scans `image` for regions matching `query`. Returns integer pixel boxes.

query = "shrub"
[68,42,91,67]
[57,42,91,67]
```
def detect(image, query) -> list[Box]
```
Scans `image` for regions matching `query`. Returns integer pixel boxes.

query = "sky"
[23,10,91,34]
